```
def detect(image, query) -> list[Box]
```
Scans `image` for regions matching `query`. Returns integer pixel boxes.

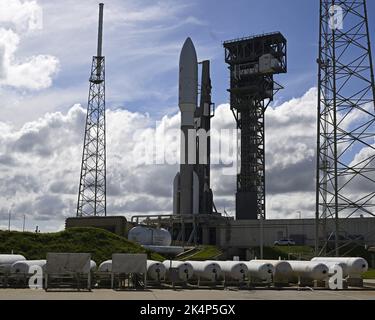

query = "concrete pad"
[0,287,374,300]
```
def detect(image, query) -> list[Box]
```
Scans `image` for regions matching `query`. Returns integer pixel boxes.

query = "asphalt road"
[0,287,374,300]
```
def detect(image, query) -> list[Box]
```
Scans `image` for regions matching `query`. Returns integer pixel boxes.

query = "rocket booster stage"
[173,38,214,216]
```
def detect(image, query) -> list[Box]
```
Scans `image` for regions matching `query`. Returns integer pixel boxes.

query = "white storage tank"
[0,254,26,273]
[90,260,97,271]
[98,260,112,272]
[311,257,368,276]
[10,260,46,274]
[245,260,274,282]
[254,260,293,283]
[186,261,222,281]
[147,260,166,281]
[128,226,172,246]
[210,261,248,281]
[162,260,194,281]
[321,261,349,277]
[287,260,329,281]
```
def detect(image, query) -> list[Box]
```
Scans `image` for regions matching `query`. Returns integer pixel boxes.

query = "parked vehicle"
[274,239,296,246]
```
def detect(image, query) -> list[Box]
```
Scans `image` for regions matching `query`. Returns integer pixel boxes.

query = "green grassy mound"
[363,269,375,279]
[179,246,223,261]
[0,227,164,264]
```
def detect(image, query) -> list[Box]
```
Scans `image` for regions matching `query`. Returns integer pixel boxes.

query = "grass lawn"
[180,245,223,261]
[0,227,164,264]
[363,269,375,279]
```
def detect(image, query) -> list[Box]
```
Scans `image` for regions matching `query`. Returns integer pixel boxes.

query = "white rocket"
[173,38,200,215]
[173,38,215,216]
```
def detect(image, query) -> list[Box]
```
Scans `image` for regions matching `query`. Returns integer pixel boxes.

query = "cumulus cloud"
[0,0,59,90]
[0,87,372,231]
[0,0,43,33]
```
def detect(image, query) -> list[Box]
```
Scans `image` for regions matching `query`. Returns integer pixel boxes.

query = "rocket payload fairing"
[173,38,214,215]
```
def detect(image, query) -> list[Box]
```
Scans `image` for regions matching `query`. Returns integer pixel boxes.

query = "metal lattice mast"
[224,33,287,221]
[315,0,375,256]
[77,3,106,217]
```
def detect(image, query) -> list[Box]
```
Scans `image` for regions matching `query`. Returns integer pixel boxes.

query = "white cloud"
[0,84,372,230]
[0,0,59,90]
[0,0,216,129]
[0,0,42,33]
[0,88,321,230]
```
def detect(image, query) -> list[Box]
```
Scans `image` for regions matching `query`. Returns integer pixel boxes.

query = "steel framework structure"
[315,0,375,256]
[224,33,287,220]
[77,4,106,217]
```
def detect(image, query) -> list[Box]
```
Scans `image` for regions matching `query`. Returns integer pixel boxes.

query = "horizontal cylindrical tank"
[98,260,112,272]
[245,261,274,281]
[128,226,172,246]
[10,260,46,274]
[90,260,97,271]
[162,260,194,281]
[287,260,329,281]
[186,261,222,281]
[320,261,349,277]
[254,260,293,283]
[147,260,166,281]
[209,261,248,281]
[311,257,368,275]
[0,254,26,273]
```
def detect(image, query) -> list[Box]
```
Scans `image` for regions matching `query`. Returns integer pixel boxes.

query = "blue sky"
[3,0,375,123]
[104,0,375,113]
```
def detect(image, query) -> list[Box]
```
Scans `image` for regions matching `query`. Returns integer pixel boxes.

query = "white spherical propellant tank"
[128,226,172,246]
[186,261,222,281]
[0,254,26,273]
[10,260,46,274]
[311,257,368,276]
[210,261,248,281]
[147,260,166,281]
[98,260,112,272]
[287,261,329,281]
[245,261,274,281]
[162,260,194,281]
[254,260,293,283]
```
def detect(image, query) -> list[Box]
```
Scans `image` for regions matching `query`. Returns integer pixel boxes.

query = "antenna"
[97,3,104,57]
[77,3,107,217]
[315,0,375,256]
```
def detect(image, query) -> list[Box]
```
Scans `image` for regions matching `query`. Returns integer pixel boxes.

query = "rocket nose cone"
[179,37,198,107]
[182,37,195,53]
[180,37,197,67]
